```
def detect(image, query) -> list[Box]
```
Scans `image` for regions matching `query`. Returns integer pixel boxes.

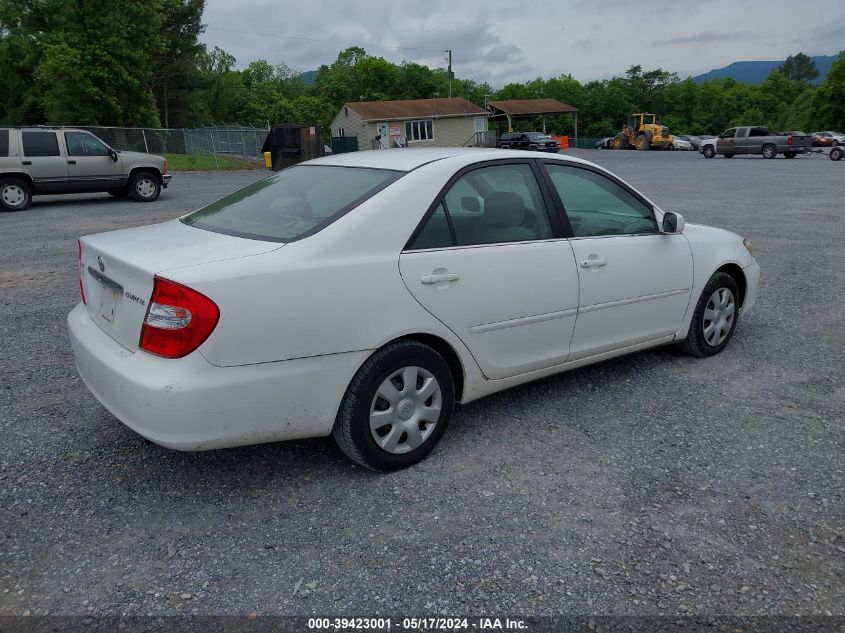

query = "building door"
[376,122,390,149]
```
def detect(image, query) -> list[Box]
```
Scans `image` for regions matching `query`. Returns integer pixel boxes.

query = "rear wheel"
[332,340,455,471]
[635,135,652,151]
[679,272,740,357]
[128,171,161,202]
[0,177,32,212]
[703,145,716,159]
[762,144,777,159]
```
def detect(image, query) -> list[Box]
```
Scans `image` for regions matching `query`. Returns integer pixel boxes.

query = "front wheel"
[762,144,777,159]
[679,272,740,357]
[332,340,455,471]
[0,177,32,211]
[128,171,161,202]
[702,145,716,159]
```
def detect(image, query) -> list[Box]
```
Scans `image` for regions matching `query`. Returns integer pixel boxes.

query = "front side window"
[65,132,110,156]
[720,128,736,139]
[545,165,658,237]
[434,164,553,246]
[22,131,59,157]
[183,165,401,242]
[405,120,434,142]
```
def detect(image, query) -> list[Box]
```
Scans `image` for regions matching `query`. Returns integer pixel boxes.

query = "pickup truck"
[700,126,812,159]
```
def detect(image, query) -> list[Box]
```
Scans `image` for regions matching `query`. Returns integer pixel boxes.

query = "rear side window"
[22,131,60,157]
[183,165,401,242]
[0,130,8,157]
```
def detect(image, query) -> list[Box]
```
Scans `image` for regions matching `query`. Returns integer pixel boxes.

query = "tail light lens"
[139,276,219,358]
[787,135,793,145]
[77,240,86,305]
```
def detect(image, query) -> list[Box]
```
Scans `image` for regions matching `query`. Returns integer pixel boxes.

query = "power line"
[205,26,446,55]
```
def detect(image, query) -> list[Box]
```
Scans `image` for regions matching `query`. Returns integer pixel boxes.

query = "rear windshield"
[182,165,402,242]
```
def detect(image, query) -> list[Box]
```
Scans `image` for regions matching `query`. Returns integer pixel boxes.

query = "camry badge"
[97,256,105,272]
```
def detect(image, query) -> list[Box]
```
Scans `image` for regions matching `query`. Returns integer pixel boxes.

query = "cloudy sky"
[202,0,845,85]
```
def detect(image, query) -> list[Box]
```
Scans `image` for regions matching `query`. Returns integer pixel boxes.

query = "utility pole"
[445,50,453,98]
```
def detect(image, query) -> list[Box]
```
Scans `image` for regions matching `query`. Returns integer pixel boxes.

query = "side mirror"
[109,149,118,162]
[661,211,685,234]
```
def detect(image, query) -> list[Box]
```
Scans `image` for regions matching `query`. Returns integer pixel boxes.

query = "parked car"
[595,137,613,149]
[811,133,834,147]
[700,126,812,159]
[68,148,759,471]
[813,131,845,146]
[0,127,171,211]
[669,137,693,151]
[675,135,702,150]
[498,132,560,152]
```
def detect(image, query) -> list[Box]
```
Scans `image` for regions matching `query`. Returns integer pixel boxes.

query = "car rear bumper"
[741,259,760,316]
[67,304,368,451]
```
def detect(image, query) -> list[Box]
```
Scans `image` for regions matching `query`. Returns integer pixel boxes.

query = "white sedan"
[68,148,760,470]
[670,137,693,151]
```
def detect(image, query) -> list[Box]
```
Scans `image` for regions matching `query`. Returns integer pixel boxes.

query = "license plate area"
[88,266,123,324]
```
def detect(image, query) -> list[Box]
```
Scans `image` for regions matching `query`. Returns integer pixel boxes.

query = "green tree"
[806,51,845,129]
[778,53,819,83]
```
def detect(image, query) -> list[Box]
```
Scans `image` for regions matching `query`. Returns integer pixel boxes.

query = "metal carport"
[486,98,579,141]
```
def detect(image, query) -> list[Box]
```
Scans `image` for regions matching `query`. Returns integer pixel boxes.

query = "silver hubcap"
[703,287,735,347]
[1,185,25,207]
[370,366,442,454]
[136,178,156,198]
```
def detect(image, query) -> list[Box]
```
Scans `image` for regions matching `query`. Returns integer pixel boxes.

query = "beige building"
[329,97,488,151]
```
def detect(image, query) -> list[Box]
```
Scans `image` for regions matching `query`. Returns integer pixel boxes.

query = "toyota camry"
[68,148,760,470]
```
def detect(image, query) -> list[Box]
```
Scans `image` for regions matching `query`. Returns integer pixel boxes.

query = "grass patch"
[162,153,263,171]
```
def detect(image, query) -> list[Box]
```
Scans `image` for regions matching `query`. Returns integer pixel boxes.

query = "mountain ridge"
[692,55,836,84]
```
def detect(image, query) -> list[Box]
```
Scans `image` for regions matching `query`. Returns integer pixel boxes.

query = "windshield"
[182,165,402,242]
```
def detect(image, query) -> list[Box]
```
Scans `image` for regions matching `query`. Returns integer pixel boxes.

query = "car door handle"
[67,160,77,165]
[580,258,607,268]
[420,272,460,284]
[22,160,31,165]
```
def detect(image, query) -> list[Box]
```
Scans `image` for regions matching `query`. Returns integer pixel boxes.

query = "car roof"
[306,147,593,172]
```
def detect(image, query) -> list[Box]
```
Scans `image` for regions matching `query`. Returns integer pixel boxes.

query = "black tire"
[668,143,675,151]
[128,171,161,202]
[0,177,33,212]
[829,147,843,161]
[702,145,716,159]
[783,151,797,159]
[612,134,626,150]
[332,340,455,471]
[762,144,777,159]
[635,135,651,151]
[499,144,510,150]
[832,140,840,147]
[679,272,741,358]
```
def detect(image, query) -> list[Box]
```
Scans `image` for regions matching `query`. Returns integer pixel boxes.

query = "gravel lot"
[1,150,843,619]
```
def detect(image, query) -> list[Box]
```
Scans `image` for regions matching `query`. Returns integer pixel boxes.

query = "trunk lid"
[80,220,280,351]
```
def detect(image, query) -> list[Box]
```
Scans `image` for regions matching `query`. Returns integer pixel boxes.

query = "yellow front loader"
[611,113,674,150]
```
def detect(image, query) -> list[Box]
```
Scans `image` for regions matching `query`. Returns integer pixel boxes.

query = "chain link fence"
[80,125,269,161]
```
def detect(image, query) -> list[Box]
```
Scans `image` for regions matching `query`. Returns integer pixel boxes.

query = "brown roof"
[487,98,577,116]
[345,97,487,121]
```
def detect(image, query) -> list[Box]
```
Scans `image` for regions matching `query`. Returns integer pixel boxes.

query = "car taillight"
[77,240,86,305]
[139,276,219,359]
[787,135,793,145]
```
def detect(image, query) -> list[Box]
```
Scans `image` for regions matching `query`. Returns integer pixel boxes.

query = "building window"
[405,120,434,142]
